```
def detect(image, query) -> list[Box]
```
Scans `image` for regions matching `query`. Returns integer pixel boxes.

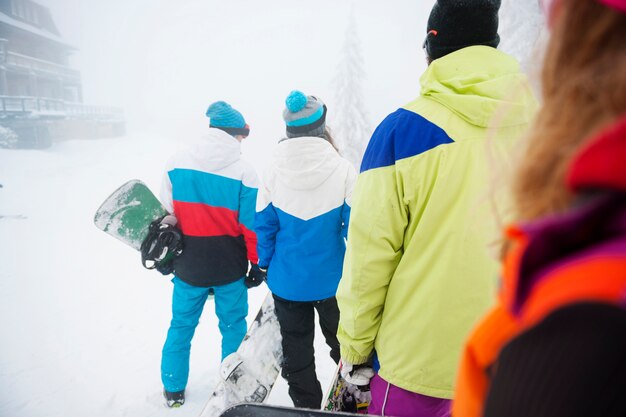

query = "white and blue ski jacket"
[160,128,259,287]
[255,136,357,302]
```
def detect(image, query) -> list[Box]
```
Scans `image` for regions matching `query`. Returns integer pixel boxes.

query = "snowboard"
[322,361,371,414]
[220,403,367,417]
[93,179,168,251]
[199,292,283,417]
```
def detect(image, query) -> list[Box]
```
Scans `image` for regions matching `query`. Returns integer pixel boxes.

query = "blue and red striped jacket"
[160,128,259,287]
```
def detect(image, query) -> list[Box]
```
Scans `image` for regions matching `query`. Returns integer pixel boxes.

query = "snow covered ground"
[0,133,335,417]
[0,1,543,416]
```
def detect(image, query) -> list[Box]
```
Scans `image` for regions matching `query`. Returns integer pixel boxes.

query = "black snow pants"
[272,294,341,409]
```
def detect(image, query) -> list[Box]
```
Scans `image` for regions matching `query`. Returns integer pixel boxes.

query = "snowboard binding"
[140,215,183,275]
[324,362,371,414]
[220,352,269,403]
[339,380,371,413]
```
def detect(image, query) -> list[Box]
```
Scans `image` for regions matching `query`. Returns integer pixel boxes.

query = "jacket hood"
[421,46,537,128]
[188,128,241,171]
[271,137,342,190]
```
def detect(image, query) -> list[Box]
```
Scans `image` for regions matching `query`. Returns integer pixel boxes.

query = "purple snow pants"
[368,374,451,417]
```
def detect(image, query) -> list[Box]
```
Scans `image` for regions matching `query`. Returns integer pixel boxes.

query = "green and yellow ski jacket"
[336,46,538,399]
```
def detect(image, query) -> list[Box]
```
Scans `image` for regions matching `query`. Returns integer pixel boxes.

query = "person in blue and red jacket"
[158,101,265,407]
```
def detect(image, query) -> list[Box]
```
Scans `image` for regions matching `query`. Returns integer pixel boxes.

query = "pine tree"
[331,5,372,170]
[498,0,545,74]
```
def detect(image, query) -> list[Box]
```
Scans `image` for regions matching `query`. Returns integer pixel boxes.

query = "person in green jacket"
[335,1,538,416]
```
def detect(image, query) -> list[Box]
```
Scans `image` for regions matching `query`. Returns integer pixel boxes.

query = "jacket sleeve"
[159,169,174,214]
[254,172,279,269]
[341,162,358,240]
[336,126,409,365]
[239,164,259,264]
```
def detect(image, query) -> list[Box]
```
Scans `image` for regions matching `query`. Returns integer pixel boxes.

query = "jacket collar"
[503,194,626,314]
[567,115,626,193]
[502,116,626,313]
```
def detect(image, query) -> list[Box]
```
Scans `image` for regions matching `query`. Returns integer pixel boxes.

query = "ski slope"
[0,1,543,415]
[0,133,337,417]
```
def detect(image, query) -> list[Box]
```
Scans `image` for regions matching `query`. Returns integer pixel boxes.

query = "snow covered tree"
[331,6,372,170]
[498,0,545,80]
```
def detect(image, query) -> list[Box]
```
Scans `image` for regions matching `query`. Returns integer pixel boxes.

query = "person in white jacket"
[255,90,357,409]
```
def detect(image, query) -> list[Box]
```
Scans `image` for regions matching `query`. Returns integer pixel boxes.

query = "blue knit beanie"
[283,90,327,138]
[206,101,250,137]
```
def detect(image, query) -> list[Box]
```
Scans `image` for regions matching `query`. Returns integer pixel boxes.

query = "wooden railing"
[0,95,64,112]
[65,102,124,118]
[0,95,123,119]
[5,51,81,80]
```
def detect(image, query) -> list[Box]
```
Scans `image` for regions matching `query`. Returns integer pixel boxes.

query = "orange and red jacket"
[452,115,626,417]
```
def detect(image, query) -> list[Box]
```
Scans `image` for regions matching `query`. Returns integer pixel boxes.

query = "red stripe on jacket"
[173,201,241,237]
[173,200,258,263]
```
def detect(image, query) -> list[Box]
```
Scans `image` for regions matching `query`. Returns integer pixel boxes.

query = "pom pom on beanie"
[285,91,308,113]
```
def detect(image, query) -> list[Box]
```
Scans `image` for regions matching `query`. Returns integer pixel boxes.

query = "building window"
[25,3,38,24]
[12,0,26,19]
[11,1,39,25]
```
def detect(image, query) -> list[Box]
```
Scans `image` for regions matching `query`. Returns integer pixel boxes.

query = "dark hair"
[280,126,340,153]
[322,126,340,153]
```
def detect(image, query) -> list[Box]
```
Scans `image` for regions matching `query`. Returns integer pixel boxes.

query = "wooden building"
[0,0,124,148]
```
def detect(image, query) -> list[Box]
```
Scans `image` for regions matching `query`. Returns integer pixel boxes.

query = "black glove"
[245,264,266,288]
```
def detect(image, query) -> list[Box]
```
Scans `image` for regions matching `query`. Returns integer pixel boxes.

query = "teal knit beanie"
[206,101,250,137]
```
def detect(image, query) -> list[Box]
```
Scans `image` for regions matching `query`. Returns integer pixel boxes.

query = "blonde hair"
[512,0,626,221]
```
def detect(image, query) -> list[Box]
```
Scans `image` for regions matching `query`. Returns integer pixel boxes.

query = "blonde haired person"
[453,0,626,416]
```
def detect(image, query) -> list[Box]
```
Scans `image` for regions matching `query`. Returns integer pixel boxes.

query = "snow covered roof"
[0,10,75,49]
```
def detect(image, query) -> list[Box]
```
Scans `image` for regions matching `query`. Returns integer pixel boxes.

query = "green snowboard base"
[94,179,168,251]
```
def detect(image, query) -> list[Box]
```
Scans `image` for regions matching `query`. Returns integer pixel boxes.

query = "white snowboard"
[199,292,282,417]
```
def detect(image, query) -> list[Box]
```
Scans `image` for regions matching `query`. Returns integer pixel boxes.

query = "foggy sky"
[37,0,434,143]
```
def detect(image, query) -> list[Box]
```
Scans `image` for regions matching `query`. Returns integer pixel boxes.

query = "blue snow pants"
[161,276,248,392]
